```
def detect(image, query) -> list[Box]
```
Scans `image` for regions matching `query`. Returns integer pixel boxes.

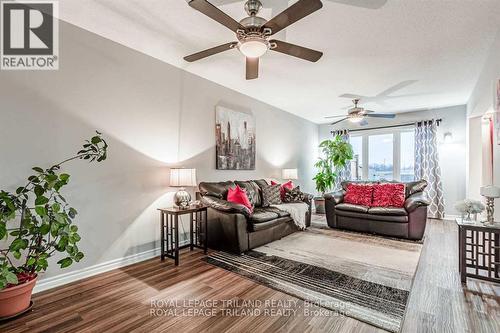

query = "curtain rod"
[331,118,442,134]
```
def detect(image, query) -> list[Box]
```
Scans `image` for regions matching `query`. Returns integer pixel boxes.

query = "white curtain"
[415,120,445,219]
[333,130,352,191]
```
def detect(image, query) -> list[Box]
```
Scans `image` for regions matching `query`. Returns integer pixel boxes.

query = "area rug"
[204,226,423,332]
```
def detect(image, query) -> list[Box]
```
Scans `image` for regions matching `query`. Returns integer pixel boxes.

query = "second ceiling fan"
[325,99,396,126]
[184,0,324,80]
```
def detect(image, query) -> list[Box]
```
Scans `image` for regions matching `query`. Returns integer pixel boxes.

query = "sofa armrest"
[404,192,431,213]
[302,192,314,206]
[201,196,251,217]
[301,193,314,228]
[324,190,345,204]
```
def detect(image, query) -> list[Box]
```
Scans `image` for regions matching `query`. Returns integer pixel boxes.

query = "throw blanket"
[270,202,309,230]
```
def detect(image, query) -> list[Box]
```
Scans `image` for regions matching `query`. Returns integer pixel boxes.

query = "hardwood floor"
[1,218,498,333]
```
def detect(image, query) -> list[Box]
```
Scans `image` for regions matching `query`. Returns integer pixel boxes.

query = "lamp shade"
[480,185,500,198]
[170,168,197,187]
[282,168,298,180]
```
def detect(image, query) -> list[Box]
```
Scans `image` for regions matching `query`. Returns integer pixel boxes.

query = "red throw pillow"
[271,180,294,199]
[227,185,253,213]
[344,184,374,206]
[372,183,406,207]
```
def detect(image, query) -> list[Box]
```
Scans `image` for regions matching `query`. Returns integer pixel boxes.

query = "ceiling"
[59,0,500,124]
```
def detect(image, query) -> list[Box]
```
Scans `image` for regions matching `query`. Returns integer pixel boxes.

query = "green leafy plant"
[0,132,108,290]
[313,135,353,194]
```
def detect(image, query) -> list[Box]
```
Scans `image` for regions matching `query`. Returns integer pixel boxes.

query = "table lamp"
[480,185,500,223]
[170,168,197,209]
[282,168,298,181]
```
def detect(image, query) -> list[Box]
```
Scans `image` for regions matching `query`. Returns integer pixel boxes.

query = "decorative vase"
[0,276,37,318]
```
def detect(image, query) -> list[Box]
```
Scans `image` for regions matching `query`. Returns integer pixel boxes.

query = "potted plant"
[0,132,108,318]
[313,135,353,214]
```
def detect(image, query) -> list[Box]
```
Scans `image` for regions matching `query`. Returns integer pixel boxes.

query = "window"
[400,131,415,181]
[368,134,394,181]
[350,128,415,182]
[350,136,362,180]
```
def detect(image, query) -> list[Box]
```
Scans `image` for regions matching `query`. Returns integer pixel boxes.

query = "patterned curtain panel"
[333,130,352,191]
[414,120,445,219]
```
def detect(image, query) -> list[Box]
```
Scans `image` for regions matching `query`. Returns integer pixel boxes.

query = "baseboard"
[34,240,189,294]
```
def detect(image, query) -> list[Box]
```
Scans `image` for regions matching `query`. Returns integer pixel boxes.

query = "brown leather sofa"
[324,180,431,240]
[198,179,313,254]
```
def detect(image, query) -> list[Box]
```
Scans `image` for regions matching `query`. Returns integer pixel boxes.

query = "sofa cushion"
[227,185,253,213]
[335,203,370,213]
[335,209,408,223]
[404,180,428,197]
[368,207,408,216]
[235,181,262,207]
[249,208,279,223]
[261,206,291,218]
[372,183,406,207]
[250,217,290,232]
[199,181,236,199]
[341,181,379,191]
[283,186,305,203]
[344,183,374,206]
[261,184,282,206]
[271,180,294,200]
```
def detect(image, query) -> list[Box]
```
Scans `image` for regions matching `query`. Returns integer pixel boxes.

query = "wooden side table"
[455,218,500,284]
[158,206,208,266]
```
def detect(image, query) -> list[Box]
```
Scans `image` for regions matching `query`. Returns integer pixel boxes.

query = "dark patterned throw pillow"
[283,186,305,203]
[261,184,282,206]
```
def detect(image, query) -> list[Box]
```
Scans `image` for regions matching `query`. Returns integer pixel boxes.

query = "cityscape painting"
[215,106,256,170]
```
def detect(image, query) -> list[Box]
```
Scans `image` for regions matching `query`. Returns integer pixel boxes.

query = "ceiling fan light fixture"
[238,38,269,58]
[349,115,364,123]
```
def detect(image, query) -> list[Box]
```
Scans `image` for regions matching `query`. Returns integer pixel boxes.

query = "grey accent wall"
[0,22,318,281]
[319,105,467,216]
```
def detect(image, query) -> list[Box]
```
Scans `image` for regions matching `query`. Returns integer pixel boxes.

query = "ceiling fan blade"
[188,0,244,32]
[330,117,348,125]
[328,0,387,9]
[263,0,323,36]
[376,80,418,97]
[184,42,237,62]
[365,113,396,119]
[270,40,323,62]
[339,93,364,99]
[246,57,259,80]
[325,114,348,119]
[359,119,369,126]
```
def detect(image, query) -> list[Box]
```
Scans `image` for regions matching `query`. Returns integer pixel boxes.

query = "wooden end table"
[455,218,500,284]
[158,206,208,266]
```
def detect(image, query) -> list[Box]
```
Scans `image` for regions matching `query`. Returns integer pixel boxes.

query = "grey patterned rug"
[205,225,423,332]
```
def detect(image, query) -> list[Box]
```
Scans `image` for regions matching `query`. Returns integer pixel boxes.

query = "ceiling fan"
[184,0,324,80]
[325,99,396,126]
[339,80,418,108]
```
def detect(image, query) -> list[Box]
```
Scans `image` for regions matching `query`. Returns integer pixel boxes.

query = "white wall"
[319,105,467,216]
[466,28,500,220]
[0,22,318,282]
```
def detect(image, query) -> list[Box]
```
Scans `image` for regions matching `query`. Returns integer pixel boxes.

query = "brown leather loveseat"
[324,180,431,240]
[198,179,313,253]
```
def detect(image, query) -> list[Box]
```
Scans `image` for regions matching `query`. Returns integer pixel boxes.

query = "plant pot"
[0,276,37,318]
[314,196,326,214]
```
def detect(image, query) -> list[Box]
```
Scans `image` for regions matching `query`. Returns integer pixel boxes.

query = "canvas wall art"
[215,106,256,170]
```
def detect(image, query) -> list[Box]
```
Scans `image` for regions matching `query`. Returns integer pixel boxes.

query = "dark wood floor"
[1,218,499,333]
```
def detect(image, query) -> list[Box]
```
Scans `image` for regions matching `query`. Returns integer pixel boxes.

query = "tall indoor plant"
[0,132,108,318]
[313,135,353,213]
